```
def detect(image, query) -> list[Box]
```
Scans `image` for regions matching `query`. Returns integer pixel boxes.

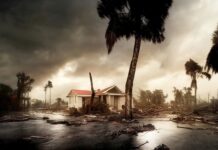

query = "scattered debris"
[132,141,149,149]
[171,114,218,126]
[121,119,139,123]
[0,117,30,123]
[107,115,123,122]
[42,116,49,120]
[109,124,155,139]
[154,144,170,150]
[23,136,50,143]
[46,119,88,126]
[84,115,97,118]
[46,119,68,125]
[66,120,88,126]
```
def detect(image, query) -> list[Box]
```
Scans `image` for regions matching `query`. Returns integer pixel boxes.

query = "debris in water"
[154,144,170,150]
[132,141,149,149]
[109,124,155,139]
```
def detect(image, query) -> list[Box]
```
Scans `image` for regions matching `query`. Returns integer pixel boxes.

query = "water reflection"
[135,121,181,149]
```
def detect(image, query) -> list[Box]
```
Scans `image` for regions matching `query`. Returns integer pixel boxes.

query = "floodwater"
[0,113,218,150]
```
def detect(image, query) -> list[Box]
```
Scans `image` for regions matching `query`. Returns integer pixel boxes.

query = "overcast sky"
[0,0,218,102]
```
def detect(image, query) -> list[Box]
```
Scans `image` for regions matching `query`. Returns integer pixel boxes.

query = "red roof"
[67,89,104,96]
[67,86,124,97]
[68,89,92,96]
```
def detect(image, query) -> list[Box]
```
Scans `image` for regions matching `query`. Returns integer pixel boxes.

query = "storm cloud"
[0,0,218,101]
[0,0,106,85]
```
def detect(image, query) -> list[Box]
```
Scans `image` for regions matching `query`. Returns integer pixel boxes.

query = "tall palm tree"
[205,25,218,73]
[44,84,48,107]
[47,81,53,106]
[185,59,211,105]
[97,0,172,119]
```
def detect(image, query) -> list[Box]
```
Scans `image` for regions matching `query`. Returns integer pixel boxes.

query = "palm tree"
[47,81,53,106]
[185,59,211,105]
[44,84,48,107]
[205,25,218,73]
[97,0,172,119]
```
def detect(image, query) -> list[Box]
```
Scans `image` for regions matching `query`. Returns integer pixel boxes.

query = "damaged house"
[67,85,125,111]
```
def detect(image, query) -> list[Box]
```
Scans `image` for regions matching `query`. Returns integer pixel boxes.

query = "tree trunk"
[125,36,141,119]
[89,72,95,112]
[45,90,47,108]
[49,88,51,107]
[194,87,197,105]
[194,76,197,106]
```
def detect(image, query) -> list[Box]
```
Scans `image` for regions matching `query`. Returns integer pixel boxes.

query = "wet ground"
[0,112,218,150]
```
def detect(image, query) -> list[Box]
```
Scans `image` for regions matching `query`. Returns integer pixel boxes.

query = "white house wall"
[107,95,113,106]
[68,96,83,109]
[106,95,125,110]
[118,97,125,110]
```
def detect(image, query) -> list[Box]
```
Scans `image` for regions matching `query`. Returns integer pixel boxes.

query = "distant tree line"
[172,87,194,106]
[0,72,34,111]
[134,89,167,110]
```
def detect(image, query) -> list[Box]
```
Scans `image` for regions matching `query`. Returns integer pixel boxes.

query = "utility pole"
[208,93,210,103]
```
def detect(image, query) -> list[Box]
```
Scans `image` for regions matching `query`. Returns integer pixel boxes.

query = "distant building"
[67,85,125,111]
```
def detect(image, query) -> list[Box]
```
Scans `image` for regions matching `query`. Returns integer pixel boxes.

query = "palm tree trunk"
[125,35,141,119]
[89,72,95,113]
[194,87,197,105]
[45,90,46,108]
[49,88,51,107]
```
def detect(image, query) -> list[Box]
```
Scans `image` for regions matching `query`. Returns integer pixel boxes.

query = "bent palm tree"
[97,0,172,119]
[205,25,218,73]
[185,59,211,105]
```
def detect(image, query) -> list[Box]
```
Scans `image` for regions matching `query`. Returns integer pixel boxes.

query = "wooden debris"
[0,117,30,123]
[154,144,170,150]
[42,116,49,120]
[109,124,155,139]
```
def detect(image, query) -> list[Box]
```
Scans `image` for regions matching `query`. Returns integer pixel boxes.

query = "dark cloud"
[1,0,218,101]
[0,0,109,86]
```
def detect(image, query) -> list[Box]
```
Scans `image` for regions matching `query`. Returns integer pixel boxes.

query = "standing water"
[0,113,218,150]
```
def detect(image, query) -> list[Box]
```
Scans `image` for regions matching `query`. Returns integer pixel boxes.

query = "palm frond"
[97,0,173,53]
[97,0,127,19]
[201,72,211,80]
[185,59,202,76]
[105,29,117,54]
[205,44,218,73]
[212,26,218,45]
